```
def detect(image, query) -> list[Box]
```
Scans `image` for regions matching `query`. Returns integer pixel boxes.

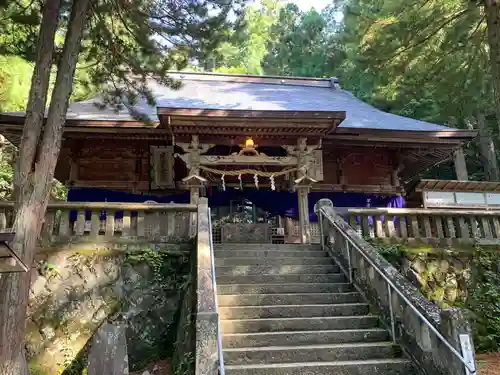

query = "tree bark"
[484,0,500,133]
[477,113,500,181]
[0,0,91,374]
[0,0,60,373]
[13,0,61,203]
[453,147,469,181]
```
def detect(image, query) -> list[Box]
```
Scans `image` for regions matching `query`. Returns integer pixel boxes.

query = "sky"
[288,0,333,11]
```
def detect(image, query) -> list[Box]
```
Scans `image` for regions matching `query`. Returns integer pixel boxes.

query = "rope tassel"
[221,174,226,191]
[254,174,259,189]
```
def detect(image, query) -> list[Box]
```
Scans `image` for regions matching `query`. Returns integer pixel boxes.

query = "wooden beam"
[170,128,326,137]
[199,154,298,166]
[158,107,346,120]
[332,127,477,139]
[169,116,337,124]
[169,71,334,87]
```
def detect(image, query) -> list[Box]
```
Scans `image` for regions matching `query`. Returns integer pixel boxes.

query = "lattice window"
[212,227,222,244]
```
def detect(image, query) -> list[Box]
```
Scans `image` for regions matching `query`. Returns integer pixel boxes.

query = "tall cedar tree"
[0,0,242,373]
[334,0,500,180]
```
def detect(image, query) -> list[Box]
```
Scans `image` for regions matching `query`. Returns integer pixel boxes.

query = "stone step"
[215,265,339,277]
[219,303,370,320]
[222,328,389,348]
[223,342,401,365]
[220,315,380,334]
[216,273,346,285]
[218,292,361,307]
[215,257,333,266]
[214,250,328,258]
[215,244,322,251]
[224,359,415,375]
[217,283,353,295]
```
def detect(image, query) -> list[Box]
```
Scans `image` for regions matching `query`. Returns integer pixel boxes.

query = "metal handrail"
[208,208,225,375]
[319,207,476,374]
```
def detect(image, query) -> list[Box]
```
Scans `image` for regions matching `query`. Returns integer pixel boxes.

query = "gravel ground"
[477,353,500,375]
[129,359,171,375]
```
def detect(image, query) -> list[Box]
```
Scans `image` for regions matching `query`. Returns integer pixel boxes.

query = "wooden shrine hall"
[0,72,477,244]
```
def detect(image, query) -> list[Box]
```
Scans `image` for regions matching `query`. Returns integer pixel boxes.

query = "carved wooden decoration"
[150,145,174,189]
[200,154,298,166]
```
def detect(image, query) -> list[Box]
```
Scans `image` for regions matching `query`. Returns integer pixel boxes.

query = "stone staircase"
[215,243,416,375]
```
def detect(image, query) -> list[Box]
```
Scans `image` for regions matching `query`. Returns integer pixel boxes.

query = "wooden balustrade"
[337,207,500,244]
[0,202,197,243]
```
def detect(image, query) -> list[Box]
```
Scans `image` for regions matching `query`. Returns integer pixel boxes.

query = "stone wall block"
[437,308,476,375]
[195,313,219,375]
[27,244,193,374]
[88,323,129,375]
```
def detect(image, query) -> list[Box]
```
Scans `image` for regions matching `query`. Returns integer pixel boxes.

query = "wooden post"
[297,185,311,244]
[453,147,468,181]
[90,211,100,237]
[189,183,202,237]
[69,157,79,182]
[122,211,131,237]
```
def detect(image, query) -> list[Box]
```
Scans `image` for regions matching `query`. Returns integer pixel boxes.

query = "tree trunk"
[13,0,61,203]
[0,0,60,373]
[477,113,500,181]
[0,0,91,373]
[484,0,500,133]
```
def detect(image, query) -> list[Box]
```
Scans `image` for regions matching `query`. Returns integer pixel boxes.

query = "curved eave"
[159,108,345,139]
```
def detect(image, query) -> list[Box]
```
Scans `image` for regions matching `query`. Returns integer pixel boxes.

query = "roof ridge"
[168,71,340,88]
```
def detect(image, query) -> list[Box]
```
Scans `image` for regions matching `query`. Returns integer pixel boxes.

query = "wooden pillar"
[391,153,402,187]
[69,158,79,182]
[189,183,202,237]
[453,148,468,181]
[297,185,311,244]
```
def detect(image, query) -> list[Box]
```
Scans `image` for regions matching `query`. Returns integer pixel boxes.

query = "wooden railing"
[0,202,197,243]
[334,207,500,245]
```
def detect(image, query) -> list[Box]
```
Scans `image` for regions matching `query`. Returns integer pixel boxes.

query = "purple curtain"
[68,187,405,222]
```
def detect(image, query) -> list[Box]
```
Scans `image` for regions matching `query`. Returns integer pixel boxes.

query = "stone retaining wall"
[26,243,192,375]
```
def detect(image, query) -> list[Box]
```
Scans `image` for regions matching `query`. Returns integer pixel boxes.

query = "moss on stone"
[27,241,194,374]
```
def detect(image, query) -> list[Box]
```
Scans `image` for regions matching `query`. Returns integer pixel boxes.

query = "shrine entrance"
[176,136,321,244]
[167,103,343,244]
[211,198,284,244]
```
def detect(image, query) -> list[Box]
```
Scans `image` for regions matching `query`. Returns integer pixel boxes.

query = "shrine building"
[0,72,477,243]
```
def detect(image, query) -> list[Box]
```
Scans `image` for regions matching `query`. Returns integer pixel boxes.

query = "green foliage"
[367,239,405,266]
[125,248,190,291]
[462,248,500,353]
[371,240,500,353]
[77,0,244,117]
[0,55,33,112]
[213,0,280,74]
[264,5,334,77]
[173,352,194,375]
[336,0,489,123]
